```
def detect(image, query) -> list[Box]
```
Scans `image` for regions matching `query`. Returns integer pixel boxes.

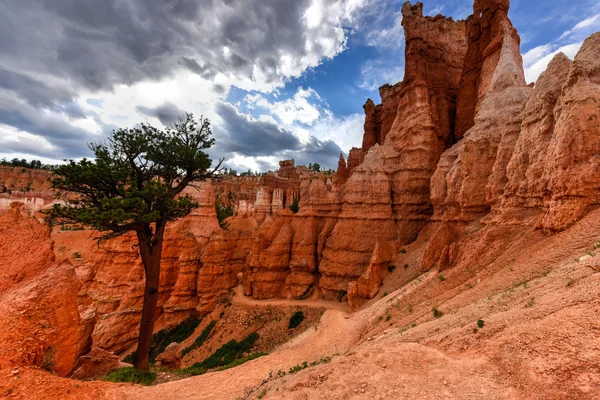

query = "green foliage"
[216,352,267,371]
[400,248,407,254]
[72,252,81,259]
[288,197,299,214]
[103,367,156,385]
[182,320,217,356]
[286,355,334,375]
[41,347,56,372]
[0,158,57,170]
[308,163,321,172]
[432,308,444,319]
[388,265,396,273]
[216,202,233,229]
[45,113,222,242]
[477,319,485,329]
[183,332,259,375]
[126,317,201,364]
[288,311,305,329]
[438,274,445,282]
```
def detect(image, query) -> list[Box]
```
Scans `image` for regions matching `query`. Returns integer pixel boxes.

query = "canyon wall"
[1,0,599,377]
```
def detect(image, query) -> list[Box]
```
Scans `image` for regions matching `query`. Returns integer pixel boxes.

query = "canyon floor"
[3,209,599,400]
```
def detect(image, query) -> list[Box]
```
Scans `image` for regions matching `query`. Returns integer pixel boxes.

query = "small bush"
[183,332,259,375]
[103,367,156,386]
[404,264,409,269]
[388,265,396,273]
[41,347,56,372]
[288,311,305,329]
[72,252,81,259]
[383,292,388,297]
[438,274,445,282]
[182,320,217,357]
[432,308,444,319]
[289,198,299,214]
[127,317,202,364]
[400,248,407,254]
[477,319,485,329]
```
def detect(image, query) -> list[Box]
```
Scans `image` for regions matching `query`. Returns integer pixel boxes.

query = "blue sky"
[0,0,598,172]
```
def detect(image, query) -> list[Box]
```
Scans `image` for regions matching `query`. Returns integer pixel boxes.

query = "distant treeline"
[0,158,58,170]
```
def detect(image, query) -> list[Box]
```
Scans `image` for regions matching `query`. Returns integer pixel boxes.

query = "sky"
[0,0,599,172]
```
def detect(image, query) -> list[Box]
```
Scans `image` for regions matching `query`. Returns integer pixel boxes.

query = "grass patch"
[102,367,156,386]
[288,311,305,329]
[125,317,201,364]
[183,332,259,375]
[217,352,267,371]
[282,355,335,376]
[182,320,217,357]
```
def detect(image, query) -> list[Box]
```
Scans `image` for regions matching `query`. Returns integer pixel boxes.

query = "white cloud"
[359,61,405,91]
[524,42,582,84]
[522,12,599,84]
[559,13,600,39]
[245,87,323,127]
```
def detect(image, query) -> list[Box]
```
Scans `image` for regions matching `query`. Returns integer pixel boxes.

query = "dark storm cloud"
[212,102,343,171]
[136,102,185,126]
[0,0,355,160]
[214,102,301,157]
[283,136,344,170]
[1,0,313,107]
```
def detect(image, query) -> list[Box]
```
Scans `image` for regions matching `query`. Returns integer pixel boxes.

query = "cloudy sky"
[1,0,598,172]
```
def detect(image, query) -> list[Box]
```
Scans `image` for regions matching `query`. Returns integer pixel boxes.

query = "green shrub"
[438,274,445,282]
[432,308,444,319]
[184,332,259,375]
[400,248,407,254]
[103,367,156,385]
[289,198,299,214]
[388,265,396,273]
[182,320,217,357]
[126,317,201,364]
[477,319,485,329]
[217,352,267,371]
[288,311,305,329]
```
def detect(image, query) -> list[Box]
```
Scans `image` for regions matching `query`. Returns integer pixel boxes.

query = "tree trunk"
[133,222,166,370]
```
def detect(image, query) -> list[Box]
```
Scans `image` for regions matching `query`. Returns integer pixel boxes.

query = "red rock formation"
[455,0,515,139]
[333,153,349,187]
[320,2,468,292]
[0,206,80,376]
[347,242,392,311]
[362,99,382,152]
[0,204,55,293]
[346,148,363,175]
[378,82,403,143]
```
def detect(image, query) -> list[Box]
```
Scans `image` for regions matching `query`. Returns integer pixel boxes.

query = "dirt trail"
[231,284,349,312]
